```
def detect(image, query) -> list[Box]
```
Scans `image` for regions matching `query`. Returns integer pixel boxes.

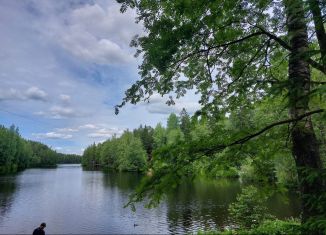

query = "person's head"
[40,223,46,229]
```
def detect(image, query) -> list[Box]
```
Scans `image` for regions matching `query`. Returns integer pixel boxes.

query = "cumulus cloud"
[25,86,47,101]
[33,132,73,139]
[35,105,85,119]
[88,127,123,138]
[44,3,140,65]
[59,29,132,65]
[79,124,99,129]
[49,105,78,119]
[143,94,200,115]
[55,127,78,132]
[0,86,47,102]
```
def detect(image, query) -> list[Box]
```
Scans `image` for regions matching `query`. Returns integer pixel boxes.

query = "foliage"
[199,219,300,234]
[0,124,79,174]
[82,131,147,172]
[56,153,81,164]
[300,168,326,235]
[239,157,276,184]
[133,125,154,161]
[180,108,192,141]
[81,143,99,168]
[228,186,273,229]
[153,123,167,149]
[115,2,326,231]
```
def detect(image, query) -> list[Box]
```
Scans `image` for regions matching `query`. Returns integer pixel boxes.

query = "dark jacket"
[33,227,45,235]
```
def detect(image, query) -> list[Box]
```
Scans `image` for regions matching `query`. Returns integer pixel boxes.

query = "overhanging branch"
[199,109,325,155]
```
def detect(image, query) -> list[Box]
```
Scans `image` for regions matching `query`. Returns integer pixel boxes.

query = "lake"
[0,164,300,234]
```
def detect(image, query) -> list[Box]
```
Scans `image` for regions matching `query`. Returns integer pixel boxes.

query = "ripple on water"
[0,165,300,234]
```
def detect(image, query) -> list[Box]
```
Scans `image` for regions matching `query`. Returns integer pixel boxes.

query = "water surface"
[0,164,300,234]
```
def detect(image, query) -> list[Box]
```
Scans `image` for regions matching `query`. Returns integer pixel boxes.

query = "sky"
[0,0,200,155]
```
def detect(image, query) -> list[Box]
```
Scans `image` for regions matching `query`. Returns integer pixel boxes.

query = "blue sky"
[0,0,200,154]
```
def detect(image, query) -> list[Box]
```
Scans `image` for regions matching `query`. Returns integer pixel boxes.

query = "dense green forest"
[83,105,325,185]
[0,124,81,174]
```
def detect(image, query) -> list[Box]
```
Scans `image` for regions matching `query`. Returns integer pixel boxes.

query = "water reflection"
[102,171,142,191]
[0,165,300,234]
[166,179,241,233]
[0,176,17,221]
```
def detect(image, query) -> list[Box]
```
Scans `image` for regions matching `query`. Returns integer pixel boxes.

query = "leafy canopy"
[116,0,325,116]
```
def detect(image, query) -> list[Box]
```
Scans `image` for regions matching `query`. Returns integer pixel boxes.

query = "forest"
[0,124,81,174]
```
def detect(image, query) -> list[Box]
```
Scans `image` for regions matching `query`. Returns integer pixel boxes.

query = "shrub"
[228,186,273,228]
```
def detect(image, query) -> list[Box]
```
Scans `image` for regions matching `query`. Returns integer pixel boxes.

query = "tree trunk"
[285,0,324,232]
[308,0,326,71]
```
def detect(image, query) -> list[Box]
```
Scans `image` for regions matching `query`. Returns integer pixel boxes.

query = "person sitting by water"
[33,222,46,235]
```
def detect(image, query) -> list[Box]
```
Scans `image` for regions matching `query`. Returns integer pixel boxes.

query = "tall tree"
[166,113,179,132]
[116,0,326,231]
[179,108,192,141]
[134,125,154,161]
[153,123,167,149]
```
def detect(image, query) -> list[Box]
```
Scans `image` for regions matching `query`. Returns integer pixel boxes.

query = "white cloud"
[0,86,47,102]
[25,86,47,101]
[79,124,98,129]
[88,127,123,138]
[55,127,78,132]
[33,132,73,140]
[35,105,85,119]
[69,3,141,46]
[49,105,78,119]
[59,29,132,65]
[44,3,140,65]
[143,93,200,115]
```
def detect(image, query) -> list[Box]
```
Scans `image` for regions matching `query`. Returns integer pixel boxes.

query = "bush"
[198,219,300,235]
[228,186,273,228]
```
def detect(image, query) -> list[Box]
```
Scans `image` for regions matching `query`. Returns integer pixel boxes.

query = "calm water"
[0,164,300,234]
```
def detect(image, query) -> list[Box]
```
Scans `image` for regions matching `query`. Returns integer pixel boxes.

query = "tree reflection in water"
[166,178,241,233]
[0,176,17,221]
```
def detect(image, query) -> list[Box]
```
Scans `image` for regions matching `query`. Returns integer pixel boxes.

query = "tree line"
[82,101,325,187]
[0,124,81,174]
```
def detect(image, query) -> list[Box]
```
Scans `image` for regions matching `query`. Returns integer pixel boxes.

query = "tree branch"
[172,31,269,67]
[308,58,326,74]
[199,109,325,155]
[254,25,292,50]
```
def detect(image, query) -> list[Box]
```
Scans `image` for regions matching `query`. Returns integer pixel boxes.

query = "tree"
[166,113,179,132]
[179,108,192,141]
[116,131,147,171]
[81,143,99,168]
[153,123,167,149]
[134,125,154,161]
[116,0,326,231]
